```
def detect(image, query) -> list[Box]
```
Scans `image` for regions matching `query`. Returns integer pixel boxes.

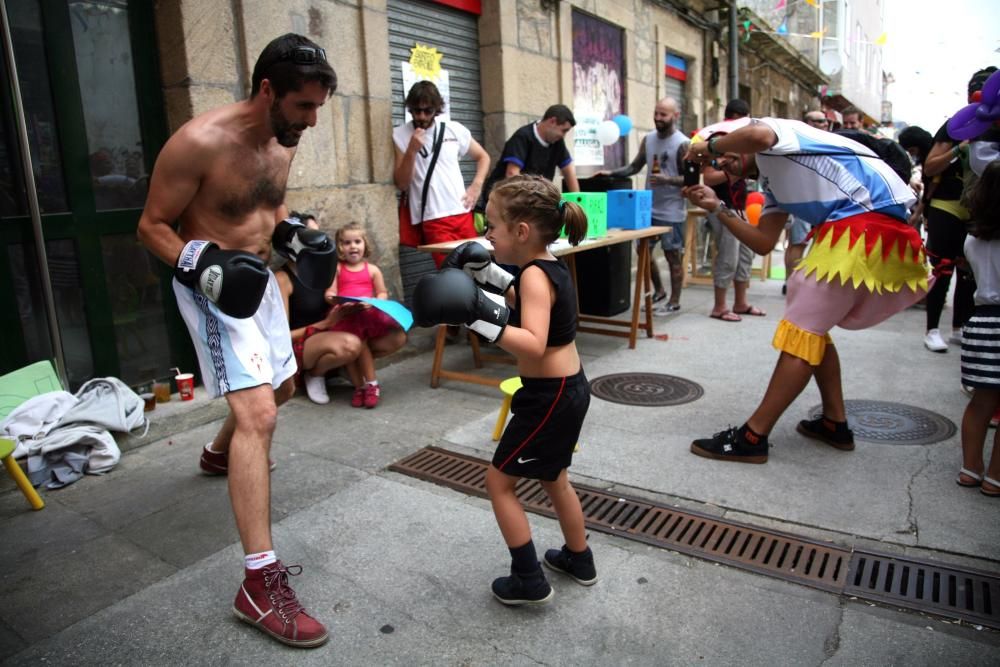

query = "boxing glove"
[174,240,269,319]
[272,218,336,289]
[412,268,509,343]
[441,241,513,295]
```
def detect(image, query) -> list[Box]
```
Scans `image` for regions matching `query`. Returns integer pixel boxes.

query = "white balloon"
[596,120,621,146]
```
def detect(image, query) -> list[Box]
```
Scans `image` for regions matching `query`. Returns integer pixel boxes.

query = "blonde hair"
[334,222,371,259]
[489,174,587,246]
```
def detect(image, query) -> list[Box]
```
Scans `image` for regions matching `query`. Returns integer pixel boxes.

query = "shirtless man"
[137,33,337,648]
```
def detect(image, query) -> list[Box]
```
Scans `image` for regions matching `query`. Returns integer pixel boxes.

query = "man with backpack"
[680,117,927,464]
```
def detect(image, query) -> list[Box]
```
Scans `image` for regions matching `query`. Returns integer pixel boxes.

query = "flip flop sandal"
[981,476,1000,497]
[710,311,741,322]
[956,467,983,487]
[734,305,767,316]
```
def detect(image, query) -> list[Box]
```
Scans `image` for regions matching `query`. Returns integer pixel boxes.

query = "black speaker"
[576,175,633,193]
[574,242,632,317]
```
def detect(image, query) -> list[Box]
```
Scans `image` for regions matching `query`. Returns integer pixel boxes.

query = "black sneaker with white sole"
[491,568,553,606]
[691,425,769,464]
[543,545,597,586]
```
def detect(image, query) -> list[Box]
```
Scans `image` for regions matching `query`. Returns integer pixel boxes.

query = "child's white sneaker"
[304,374,330,404]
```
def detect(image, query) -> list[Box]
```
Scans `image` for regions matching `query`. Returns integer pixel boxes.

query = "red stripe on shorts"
[498,376,566,472]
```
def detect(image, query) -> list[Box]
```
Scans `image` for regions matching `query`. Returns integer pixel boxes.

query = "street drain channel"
[389,446,1000,629]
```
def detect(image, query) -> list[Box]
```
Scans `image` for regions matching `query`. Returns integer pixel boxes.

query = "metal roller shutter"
[387,0,484,307]
[388,0,483,184]
[663,76,687,134]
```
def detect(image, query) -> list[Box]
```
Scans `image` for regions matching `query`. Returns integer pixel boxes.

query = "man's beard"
[412,116,433,130]
[654,120,674,134]
[270,99,307,147]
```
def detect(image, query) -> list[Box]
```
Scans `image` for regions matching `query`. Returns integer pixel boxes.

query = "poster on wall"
[401,44,451,123]
[571,11,625,168]
[573,113,604,166]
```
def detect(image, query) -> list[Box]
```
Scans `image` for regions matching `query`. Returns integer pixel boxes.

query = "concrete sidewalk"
[2,278,999,666]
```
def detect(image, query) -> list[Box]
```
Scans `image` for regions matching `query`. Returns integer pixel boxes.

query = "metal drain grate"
[389,447,1000,629]
[390,447,848,592]
[846,551,1000,628]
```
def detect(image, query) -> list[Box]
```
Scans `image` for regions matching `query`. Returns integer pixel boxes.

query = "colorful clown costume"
[753,118,929,365]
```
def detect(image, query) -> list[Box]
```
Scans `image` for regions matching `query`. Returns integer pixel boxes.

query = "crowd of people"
[135,30,999,650]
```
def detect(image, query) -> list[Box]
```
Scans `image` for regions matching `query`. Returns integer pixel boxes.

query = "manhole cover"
[590,372,703,407]
[807,400,956,445]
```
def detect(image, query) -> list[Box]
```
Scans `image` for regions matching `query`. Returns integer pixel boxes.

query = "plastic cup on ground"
[141,393,156,412]
[153,382,171,403]
[175,373,195,401]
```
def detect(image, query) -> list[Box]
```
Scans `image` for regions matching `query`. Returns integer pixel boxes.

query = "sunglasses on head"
[276,45,327,66]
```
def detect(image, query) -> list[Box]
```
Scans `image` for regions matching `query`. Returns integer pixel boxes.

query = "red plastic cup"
[175,373,195,401]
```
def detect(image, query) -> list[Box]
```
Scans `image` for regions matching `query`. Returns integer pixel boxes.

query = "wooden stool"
[492,377,522,441]
[1,437,44,510]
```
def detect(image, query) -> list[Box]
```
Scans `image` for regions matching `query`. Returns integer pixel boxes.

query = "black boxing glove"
[272,218,336,289]
[412,268,509,343]
[441,241,513,294]
[174,240,269,319]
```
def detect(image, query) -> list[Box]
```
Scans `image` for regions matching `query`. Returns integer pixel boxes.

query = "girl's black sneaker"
[543,545,597,586]
[491,569,553,606]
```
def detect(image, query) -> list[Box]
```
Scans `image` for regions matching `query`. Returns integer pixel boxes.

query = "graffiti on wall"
[572,11,624,167]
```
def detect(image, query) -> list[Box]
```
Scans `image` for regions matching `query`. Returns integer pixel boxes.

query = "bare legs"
[486,466,586,552]
[746,345,845,435]
[664,248,684,307]
[960,388,1000,489]
[222,381,294,554]
[211,378,294,454]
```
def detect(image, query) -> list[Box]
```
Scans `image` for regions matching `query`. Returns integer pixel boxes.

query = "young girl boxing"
[324,222,406,408]
[958,159,1000,497]
[412,174,595,605]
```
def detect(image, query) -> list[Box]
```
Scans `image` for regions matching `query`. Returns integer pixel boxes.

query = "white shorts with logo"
[173,272,296,398]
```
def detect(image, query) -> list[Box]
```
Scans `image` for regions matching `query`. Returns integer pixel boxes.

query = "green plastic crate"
[560,192,607,238]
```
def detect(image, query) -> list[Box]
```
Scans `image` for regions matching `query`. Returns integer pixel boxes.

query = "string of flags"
[741,17,887,47]
[738,0,887,46]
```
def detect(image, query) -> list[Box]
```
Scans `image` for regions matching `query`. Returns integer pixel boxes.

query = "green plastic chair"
[0,360,60,510]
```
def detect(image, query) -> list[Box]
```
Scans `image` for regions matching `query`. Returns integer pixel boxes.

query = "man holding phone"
[596,97,690,314]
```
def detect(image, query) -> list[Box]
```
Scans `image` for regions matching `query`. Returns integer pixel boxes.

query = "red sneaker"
[351,386,365,408]
[199,444,276,475]
[233,561,328,648]
[363,383,380,409]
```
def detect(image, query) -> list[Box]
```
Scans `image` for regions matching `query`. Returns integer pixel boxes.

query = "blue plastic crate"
[606,190,651,230]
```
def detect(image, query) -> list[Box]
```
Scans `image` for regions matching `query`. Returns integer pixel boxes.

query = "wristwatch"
[708,136,723,156]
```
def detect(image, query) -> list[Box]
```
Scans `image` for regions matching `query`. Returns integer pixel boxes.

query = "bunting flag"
[804,0,818,6]
[766,28,887,46]
[875,32,887,46]
[809,28,827,39]
[775,0,786,9]
[778,18,788,35]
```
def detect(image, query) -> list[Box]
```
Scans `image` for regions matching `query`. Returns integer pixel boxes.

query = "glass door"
[0,0,193,388]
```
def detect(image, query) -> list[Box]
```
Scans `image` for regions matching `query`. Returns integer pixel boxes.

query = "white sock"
[366,379,379,386]
[245,550,277,570]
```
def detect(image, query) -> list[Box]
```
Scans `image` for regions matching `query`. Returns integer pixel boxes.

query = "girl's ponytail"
[561,201,588,246]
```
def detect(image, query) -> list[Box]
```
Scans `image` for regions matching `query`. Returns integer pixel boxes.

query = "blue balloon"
[612,114,633,137]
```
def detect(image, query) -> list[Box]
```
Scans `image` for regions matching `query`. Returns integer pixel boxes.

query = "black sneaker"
[491,569,553,606]
[691,425,768,464]
[543,545,597,586]
[797,416,855,451]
